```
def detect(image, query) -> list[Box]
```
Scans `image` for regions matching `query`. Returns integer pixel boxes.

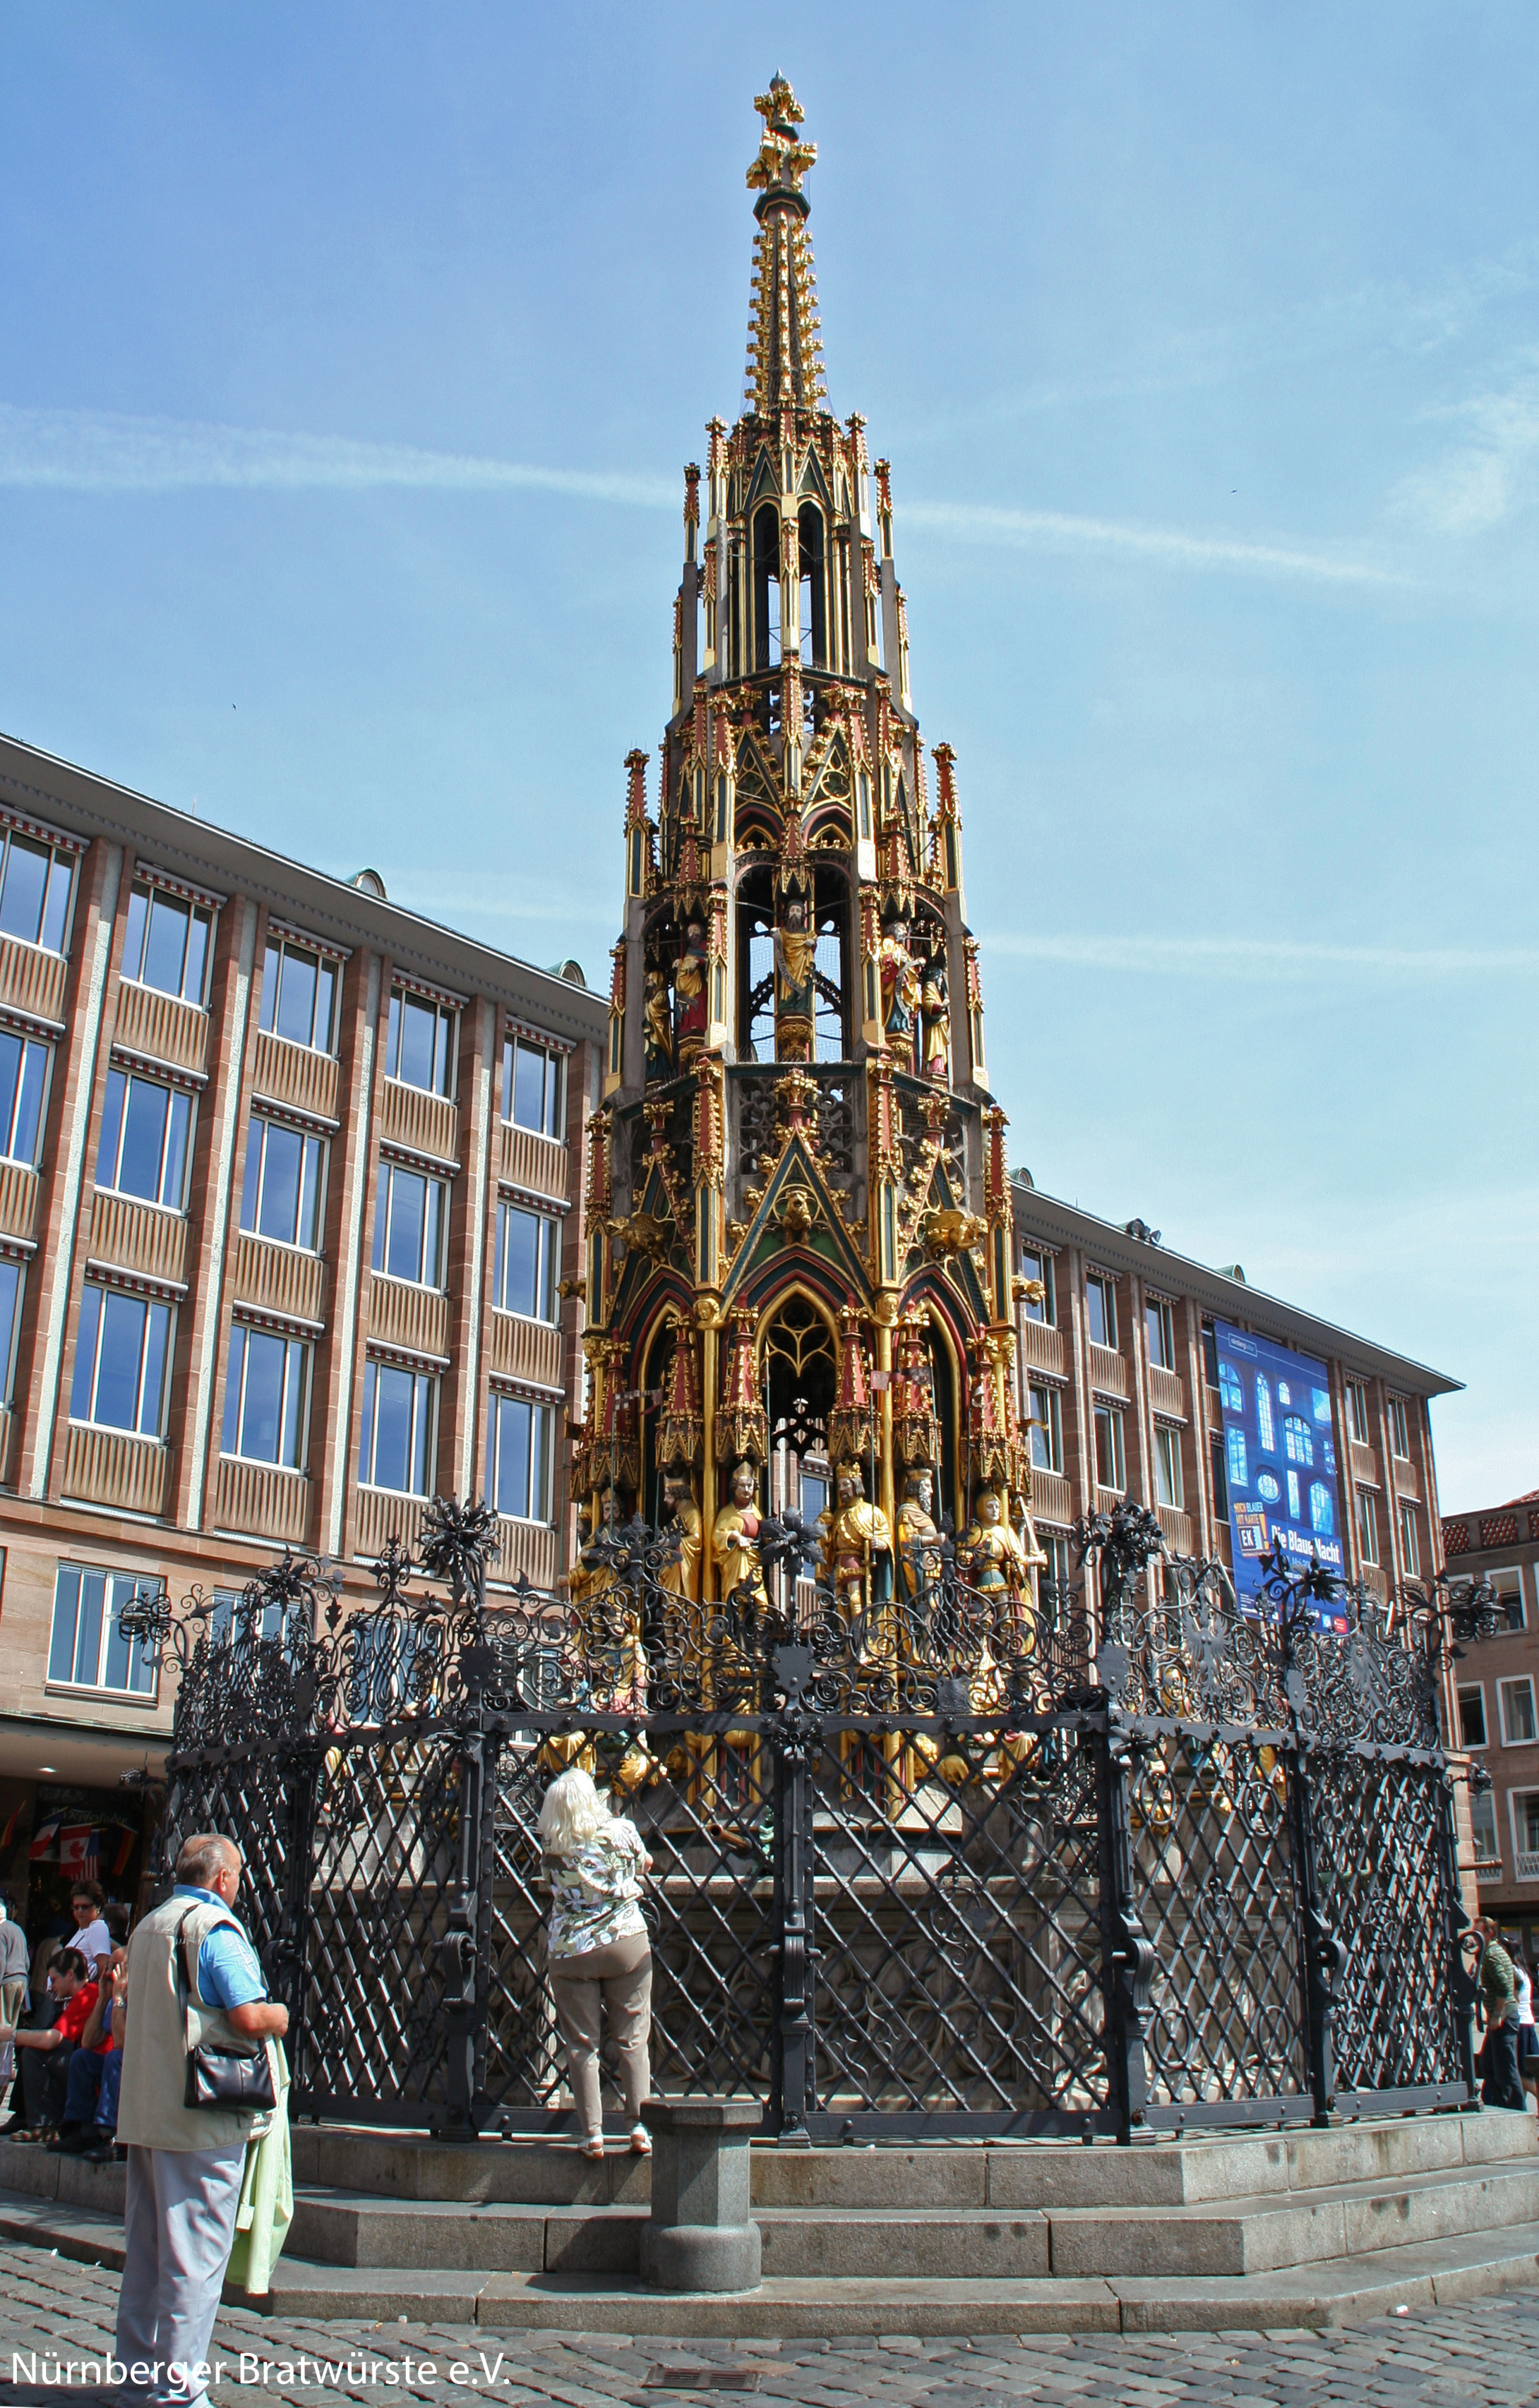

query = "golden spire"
[744,75,826,416]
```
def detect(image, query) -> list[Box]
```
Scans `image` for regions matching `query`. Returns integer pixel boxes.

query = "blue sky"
[3,3,1535,1512]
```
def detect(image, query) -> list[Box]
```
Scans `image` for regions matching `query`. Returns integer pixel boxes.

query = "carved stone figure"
[661,1471,703,1603]
[643,968,675,1078]
[820,1462,894,1623]
[897,1467,944,1599]
[959,1485,1030,1604]
[878,917,920,1066]
[774,896,816,1061]
[712,1458,767,1606]
[920,954,950,1083]
[674,919,709,1063]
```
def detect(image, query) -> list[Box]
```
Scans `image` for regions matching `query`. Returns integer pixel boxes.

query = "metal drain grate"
[644,2370,762,2392]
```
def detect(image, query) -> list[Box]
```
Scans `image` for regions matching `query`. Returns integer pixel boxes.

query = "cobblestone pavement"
[1,2249,1536,2408]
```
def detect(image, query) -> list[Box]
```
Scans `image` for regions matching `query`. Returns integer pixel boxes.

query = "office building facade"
[0,730,605,1923]
[1441,1493,1539,1959]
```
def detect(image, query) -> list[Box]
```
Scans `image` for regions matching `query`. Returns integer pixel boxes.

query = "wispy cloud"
[0,404,675,507]
[1391,366,1539,536]
[354,867,616,934]
[980,932,1539,982]
[902,499,1401,587]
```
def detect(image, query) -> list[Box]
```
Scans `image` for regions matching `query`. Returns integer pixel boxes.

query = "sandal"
[580,2136,606,2160]
[630,2124,652,2156]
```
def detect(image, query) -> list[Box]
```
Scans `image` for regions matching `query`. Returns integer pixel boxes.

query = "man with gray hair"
[114,1834,288,2408]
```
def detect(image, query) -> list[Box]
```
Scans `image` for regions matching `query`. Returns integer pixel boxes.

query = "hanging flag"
[57,1826,99,1873]
[0,1802,27,1851]
[28,1814,64,1860]
[108,1829,136,1878]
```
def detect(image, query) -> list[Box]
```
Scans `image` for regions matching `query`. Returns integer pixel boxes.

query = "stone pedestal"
[639,2099,762,2292]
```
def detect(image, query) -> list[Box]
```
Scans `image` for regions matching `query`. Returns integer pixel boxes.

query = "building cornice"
[0,731,608,1052]
[1012,1180,1462,1399]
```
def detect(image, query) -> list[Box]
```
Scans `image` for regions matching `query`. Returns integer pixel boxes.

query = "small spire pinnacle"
[743,76,827,416]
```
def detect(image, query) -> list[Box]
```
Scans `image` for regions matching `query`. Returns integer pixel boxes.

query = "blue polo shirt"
[172,1884,267,2009]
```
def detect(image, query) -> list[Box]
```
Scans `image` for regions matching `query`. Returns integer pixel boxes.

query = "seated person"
[0,1949,97,2137]
[49,1944,124,2153]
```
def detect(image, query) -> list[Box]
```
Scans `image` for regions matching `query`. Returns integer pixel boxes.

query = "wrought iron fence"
[138,1495,1484,2143]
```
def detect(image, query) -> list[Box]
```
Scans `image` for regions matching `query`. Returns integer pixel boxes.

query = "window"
[487,1393,553,1523]
[1387,1395,1410,1459]
[1201,1323,1220,1390]
[1499,1678,1537,1747]
[210,1585,290,1649]
[371,1163,445,1289]
[1020,1246,1055,1326]
[1309,1481,1334,1536]
[1028,1382,1062,1475]
[1398,1501,1420,1577]
[70,1286,172,1437]
[0,829,73,953]
[1282,1414,1314,1467]
[47,1564,159,1696]
[503,1034,563,1137]
[0,1260,22,1404]
[1226,1426,1248,1491]
[1154,1423,1183,1510]
[96,1070,192,1210]
[1144,1297,1175,1371]
[387,987,455,1097]
[1471,1786,1499,1865]
[1459,1686,1488,1750]
[1490,1567,1526,1633]
[1209,1429,1229,1517]
[1514,1792,1539,1878]
[241,1119,325,1251]
[1094,1404,1125,1493]
[1039,1534,1072,1617]
[123,884,210,1005]
[1255,1375,1275,1454]
[1218,1361,1243,1415]
[358,1360,436,1495]
[493,1203,558,1323]
[260,938,337,1054]
[1086,1273,1117,1350]
[221,1326,309,1470]
[1346,1380,1370,1445]
[1355,1488,1379,1566]
[0,1032,48,1166]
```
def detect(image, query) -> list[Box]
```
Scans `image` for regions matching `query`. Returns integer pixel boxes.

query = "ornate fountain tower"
[574,76,1034,1607]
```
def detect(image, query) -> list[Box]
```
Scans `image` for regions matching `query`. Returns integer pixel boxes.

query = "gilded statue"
[959,1486,1032,1611]
[820,1462,894,1628]
[643,968,675,1079]
[660,1471,703,1603]
[920,954,950,1083]
[712,1458,767,1608]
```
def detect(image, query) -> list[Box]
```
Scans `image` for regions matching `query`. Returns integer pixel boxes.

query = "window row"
[1456,1677,1539,1753]
[1466,1783,1539,1874]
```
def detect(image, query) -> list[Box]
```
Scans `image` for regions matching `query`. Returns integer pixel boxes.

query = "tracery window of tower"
[736,862,850,1062]
[753,503,780,670]
[798,503,827,668]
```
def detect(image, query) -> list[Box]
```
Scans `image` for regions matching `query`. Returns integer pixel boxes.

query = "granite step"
[2,2188,1535,2334]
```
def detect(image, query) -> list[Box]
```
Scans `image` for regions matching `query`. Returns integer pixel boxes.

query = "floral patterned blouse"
[544,1819,649,1959]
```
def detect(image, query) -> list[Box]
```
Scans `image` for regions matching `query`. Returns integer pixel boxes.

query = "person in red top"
[0,1946,97,2138]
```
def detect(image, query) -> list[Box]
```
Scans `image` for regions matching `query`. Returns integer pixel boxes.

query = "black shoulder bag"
[176,1910,277,2114]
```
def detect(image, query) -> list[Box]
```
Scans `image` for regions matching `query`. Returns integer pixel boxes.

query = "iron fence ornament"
[153,1495,1480,2141]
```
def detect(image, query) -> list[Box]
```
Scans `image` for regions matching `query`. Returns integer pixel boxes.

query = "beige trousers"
[547,1928,652,2139]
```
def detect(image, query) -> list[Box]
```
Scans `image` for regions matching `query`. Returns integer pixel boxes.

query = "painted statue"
[661,1471,704,1603]
[878,915,921,1068]
[897,1467,945,1601]
[820,1463,894,1625]
[643,968,675,1079]
[712,1458,767,1608]
[674,919,709,1064]
[773,896,817,1061]
[920,953,950,1083]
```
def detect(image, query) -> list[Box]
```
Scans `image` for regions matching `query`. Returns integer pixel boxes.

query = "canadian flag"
[57,1826,97,1873]
[28,1815,63,1860]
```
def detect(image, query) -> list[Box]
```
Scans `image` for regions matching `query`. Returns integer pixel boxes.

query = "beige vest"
[116,1894,270,2153]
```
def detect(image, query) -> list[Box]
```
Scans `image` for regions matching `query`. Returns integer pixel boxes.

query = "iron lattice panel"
[297,1727,462,2117]
[1130,1733,1307,2107]
[1313,1752,1461,2095]
[483,1726,778,2121]
[808,1723,1106,2124]
[164,1756,291,1983]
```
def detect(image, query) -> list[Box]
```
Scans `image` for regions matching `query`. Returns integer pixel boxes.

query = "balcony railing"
[1516,1850,1539,1884]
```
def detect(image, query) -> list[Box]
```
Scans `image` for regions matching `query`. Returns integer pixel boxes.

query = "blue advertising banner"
[1213,1320,1347,1626]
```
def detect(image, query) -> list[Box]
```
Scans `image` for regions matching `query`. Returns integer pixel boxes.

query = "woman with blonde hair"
[538,1767,654,2159]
